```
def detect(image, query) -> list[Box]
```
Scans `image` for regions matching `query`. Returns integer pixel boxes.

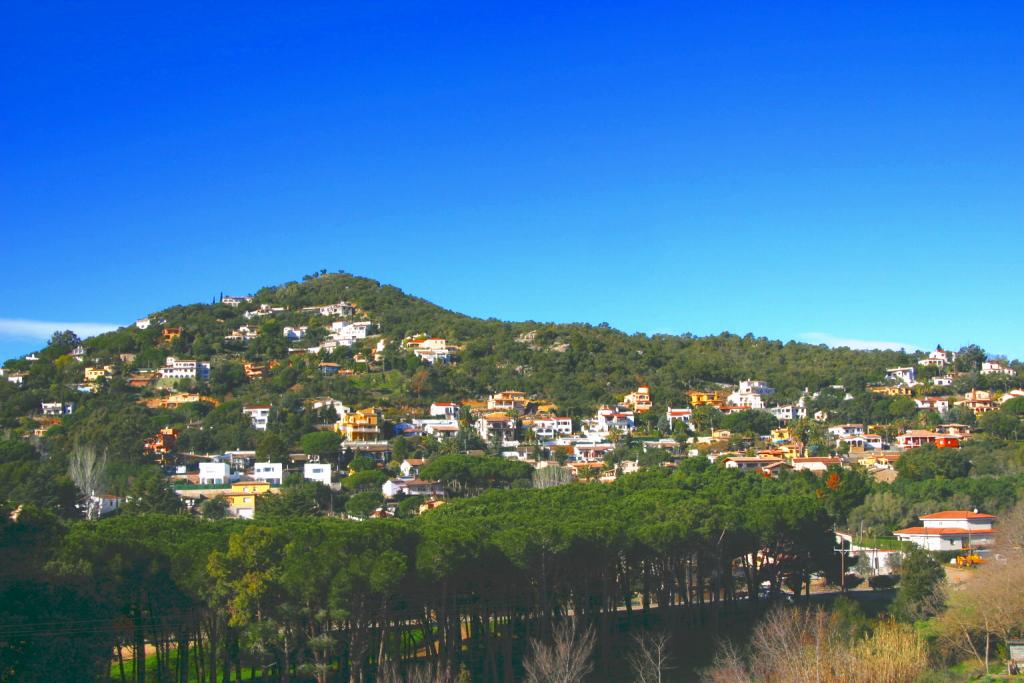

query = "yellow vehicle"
[955,552,984,568]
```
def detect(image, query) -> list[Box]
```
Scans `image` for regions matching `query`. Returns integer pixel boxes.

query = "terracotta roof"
[918,510,995,520]
[895,526,995,536]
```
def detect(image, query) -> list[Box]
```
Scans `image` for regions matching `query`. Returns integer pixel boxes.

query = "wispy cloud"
[0,318,121,341]
[801,332,918,352]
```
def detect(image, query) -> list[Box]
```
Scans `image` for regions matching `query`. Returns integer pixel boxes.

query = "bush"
[868,574,900,590]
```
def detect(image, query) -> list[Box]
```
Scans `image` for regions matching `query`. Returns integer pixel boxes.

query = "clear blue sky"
[3,2,1022,362]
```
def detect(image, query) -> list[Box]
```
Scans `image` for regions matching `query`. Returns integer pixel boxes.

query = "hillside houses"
[304,301,356,317]
[666,407,693,430]
[405,337,457,364]
[727,380,775,409]
[488,391,529,413]
[221,295,254,307]
[622,385,653,413]
[895,511,996,551]
[476,413,517,444]
[160,357,211,381]
[885,367,917,385]
[323,321,372,348]
[242,405,271,431]
[587,405,635,436]
[982,361,1016,376]
[918,345,956,368]
[956,389,996,415]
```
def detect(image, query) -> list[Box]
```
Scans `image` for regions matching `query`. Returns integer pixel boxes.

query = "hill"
[1,270,1019,483]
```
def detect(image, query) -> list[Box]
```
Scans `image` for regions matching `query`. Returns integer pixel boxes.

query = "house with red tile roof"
[894,510,995,551]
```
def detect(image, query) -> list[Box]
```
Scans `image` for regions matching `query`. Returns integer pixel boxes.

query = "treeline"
[2,462,851,682]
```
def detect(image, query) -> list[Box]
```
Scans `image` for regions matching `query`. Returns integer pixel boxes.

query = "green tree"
[121,469,184,514]
[892,546,944,621]
[300,431,341,458]
[345,490,383,518]
[256,432,290,463]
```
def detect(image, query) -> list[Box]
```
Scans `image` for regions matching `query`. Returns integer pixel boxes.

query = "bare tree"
[68,445,108,511]
[375,661,444,683]
[628,631,673,683]
[523,619,596,683]
[935,500,1024,673]
[533,465,574,489]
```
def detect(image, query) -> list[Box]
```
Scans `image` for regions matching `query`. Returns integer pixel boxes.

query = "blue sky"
[2,2,1022,362]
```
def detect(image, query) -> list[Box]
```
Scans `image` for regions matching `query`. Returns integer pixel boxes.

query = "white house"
[886,367,917,385]
[224,325,259,342]
[999,390,1024,404]
[382,478,445,499]
[790,457,842,474]
[221,295,254,307]
[86,494,123,519]
[589,406,635,435]
[4,371,26,386]
[475,414,518,443]
[727,380,775,409]
[41,402,73,416]
[895,510,996,551]
[528,417,573,439]
[666,407,693,430]
[982,361,1016,376]
[723,456,785,472]
[242,405,271,431]
[283,326,308,340]
[199,462,231,485]
[409,338,455,364]
[919,346,956,368]
[253,462,283,485]
[430,402,460,419]
[400,459,426,477]
[135,317,151,330]
[309,397,348,419]
[932,375,954,387]
[160,357,211,381]
[425,422,460,440]
[303,463,332,486]
[324,320,372,347]
[840,433,885,451]
[769,403,807,422]
[828,424,865,438]
[915,397,951,413]
[243,304,286,320]
[311,301,356,317]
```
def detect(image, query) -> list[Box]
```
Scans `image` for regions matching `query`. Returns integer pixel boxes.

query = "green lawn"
[110,650,261,682]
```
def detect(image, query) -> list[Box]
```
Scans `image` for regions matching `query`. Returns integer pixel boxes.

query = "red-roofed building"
[895,430,942,450]
[895,510,996,551]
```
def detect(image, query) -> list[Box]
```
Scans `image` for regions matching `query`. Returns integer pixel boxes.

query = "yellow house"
[687,390,726,407]
[623,386,653,413]
[336,407,381,441]
[223,480,273,519]
[771,427,793,443]
[777,442,804,459]
[868,385,913,397]
[488,391,529,412]
[84,365,115,382]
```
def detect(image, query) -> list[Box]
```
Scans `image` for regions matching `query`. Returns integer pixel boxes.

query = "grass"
[110,650,261,682]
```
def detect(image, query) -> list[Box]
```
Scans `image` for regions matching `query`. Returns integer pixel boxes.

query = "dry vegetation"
[933,502,1024,673]
[704,608,927,683]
